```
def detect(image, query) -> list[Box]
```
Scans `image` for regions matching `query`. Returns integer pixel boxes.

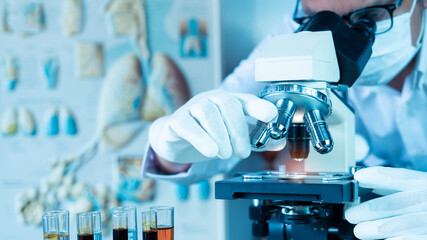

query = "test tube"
[149,206,174,240]
[43,214,60,240]
[77,212,94,240]
[113,212,128,240]
[112,206,137,240]
[45,210,70,240]
[92,211,102,240]
[142,210,157,240]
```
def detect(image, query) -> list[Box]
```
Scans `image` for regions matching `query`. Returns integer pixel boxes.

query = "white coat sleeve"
[141,15,299,185]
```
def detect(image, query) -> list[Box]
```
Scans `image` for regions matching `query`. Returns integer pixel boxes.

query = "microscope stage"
[215,171,356,204]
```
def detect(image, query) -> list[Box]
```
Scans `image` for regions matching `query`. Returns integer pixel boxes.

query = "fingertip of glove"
[247,99,277,122]
[235,146,251,159]
[218,148,233,160]
[260,100,278,122]
[352,221,381,240]
[354,166,384,182]
[188,134,219,159]
[344,207,360,224]
[242,148,251,159]
[232,93,277,122]
[201,144,219,158]
[353,223,366,239]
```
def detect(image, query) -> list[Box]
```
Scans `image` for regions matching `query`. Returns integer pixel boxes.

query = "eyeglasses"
[293,0,398,34]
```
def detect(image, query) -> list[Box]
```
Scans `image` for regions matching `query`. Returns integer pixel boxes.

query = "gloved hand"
[149,89,278,164]
[345,166,427,240]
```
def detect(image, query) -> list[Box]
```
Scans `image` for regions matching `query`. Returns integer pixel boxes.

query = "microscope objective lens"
[288,123,310,161]
[304,110,334,154]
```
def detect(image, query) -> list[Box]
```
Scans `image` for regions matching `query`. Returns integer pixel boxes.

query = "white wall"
[221,0,296,77]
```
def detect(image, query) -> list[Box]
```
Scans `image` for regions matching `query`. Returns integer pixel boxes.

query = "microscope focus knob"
[252,221,269,237]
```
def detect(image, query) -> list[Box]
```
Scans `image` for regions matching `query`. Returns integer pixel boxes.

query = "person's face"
[300,0,426,46]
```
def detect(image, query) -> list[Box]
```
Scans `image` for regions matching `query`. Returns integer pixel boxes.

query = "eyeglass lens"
[293,0,394,34]
[350,8,392,34]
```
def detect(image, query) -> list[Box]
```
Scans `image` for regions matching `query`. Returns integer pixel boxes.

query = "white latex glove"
[345,167,427,240]
[149,89,278,164]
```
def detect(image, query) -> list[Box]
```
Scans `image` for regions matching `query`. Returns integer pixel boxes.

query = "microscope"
[215,11,376,240]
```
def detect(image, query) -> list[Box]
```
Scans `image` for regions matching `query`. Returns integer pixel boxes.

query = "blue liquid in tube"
[94,231,102,240]
[128,229,137,240]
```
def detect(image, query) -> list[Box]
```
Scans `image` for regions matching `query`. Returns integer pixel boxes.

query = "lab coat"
[143,14,427,185]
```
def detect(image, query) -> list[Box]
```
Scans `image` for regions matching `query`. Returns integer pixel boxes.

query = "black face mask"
[297,11,376,88]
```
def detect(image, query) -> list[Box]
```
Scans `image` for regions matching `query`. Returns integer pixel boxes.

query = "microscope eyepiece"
[298,10,375,87]
[351,15,376,42]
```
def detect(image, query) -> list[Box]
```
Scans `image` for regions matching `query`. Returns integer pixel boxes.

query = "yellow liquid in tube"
[44,233,59,240]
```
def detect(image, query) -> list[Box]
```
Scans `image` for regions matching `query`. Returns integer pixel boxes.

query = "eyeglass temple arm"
[292,0,301,21]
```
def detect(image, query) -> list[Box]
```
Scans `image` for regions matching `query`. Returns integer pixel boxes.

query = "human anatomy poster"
[0,0,221,239]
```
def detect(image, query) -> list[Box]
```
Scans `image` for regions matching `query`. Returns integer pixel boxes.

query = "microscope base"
[215,171,358,240]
